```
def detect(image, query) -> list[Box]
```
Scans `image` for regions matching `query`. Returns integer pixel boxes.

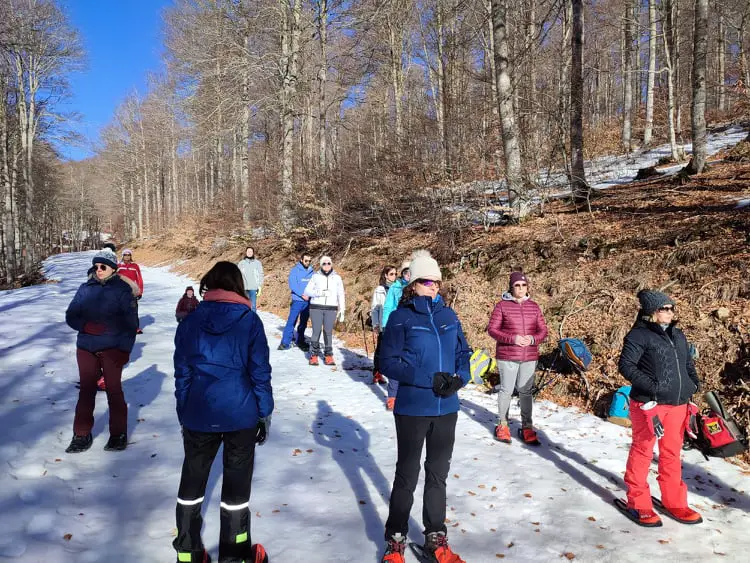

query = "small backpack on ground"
[685,391,749,459]
[559,338,593,372]
[608,385,632,427]
[470,348,497,385]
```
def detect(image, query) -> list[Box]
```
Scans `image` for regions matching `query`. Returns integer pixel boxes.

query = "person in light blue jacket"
[381,259,411,409]
[279,251,314,350]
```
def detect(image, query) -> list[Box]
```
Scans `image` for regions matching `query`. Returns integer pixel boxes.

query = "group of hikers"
[61,244,706,563]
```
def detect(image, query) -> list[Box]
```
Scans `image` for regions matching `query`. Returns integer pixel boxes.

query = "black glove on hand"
[432,372,463,397]
[652,415,664,440]
[255,416,271,445]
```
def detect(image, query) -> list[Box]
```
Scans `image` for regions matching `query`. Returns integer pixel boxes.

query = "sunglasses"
[321,262,332,266]
[95,264,111,271]
[416,279,440,287]
[387,272,397,276]
[657,306,675,313]
[302,258,311,263]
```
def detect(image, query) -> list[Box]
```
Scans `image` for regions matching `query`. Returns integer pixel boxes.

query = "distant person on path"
[175,286,200,323]
[64,249,138,453]
[278,252,314,351]
[237,246,264,312]
[487,271,548,445]
[304,256,345,366]
[117,249,144,334]
[173,261,273,563]
[379,250,470,563]
[371,265,397,384]
[617,290,702,526]
[381,259,411,410]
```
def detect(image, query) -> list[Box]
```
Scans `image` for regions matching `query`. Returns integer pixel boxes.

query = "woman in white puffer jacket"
[303,256,345,366]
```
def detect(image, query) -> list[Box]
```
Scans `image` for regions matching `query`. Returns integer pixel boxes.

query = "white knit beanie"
[320,255,333,266]
[408,250,441,281]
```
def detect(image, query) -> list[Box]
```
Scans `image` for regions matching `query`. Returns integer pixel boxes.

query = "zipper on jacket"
[666,334,682,404]
[519,301,527,362]
[429,307,443,416]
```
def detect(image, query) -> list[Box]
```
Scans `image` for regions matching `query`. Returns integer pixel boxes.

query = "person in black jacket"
[617,290,702,526]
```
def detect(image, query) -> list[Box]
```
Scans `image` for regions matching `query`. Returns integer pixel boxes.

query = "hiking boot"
[250,543,269,563]
[630,507,662,527]
[494,424,511,443]
[372,372,386,384]
[386,397,396,411]
[424,532,465,563]
[97,375,106,392]
[277,343,291,351]
[175,549,211,563]
[296,341,310,352]
[666,506,703,524]
[136,328,143,335]
[382,533,406,563]
[324,355,336,366]
[521,427,540,445]
[104,433,127,451]
[65,433,93,453]
[309,355,319,366]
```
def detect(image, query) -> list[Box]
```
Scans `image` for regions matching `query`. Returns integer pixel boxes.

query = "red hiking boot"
[664,506,703,524]
[631,508,662,527]
[494,424,511,443]
[372,371,386,384]
[381,533,405,563]
[386,397,396,411]
[324,355,336,366]
[309,356,319,366]
[520,427,541,445]
[97,375,106,392]
[424,532,465,563]
[250,543,269,563]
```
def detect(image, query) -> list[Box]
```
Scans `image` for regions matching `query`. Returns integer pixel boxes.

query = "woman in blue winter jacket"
[65,249,138,453]
[378,250,470,563]
[173,261,273,563]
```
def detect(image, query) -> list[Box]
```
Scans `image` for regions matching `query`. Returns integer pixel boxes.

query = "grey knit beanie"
[637,290,675,315]
[92,249,118,270]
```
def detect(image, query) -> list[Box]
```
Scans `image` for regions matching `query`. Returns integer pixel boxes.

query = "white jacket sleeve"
[371,288,383,328]
[303,275,319,298]
[337,275,345,311]
[257,260,264,287]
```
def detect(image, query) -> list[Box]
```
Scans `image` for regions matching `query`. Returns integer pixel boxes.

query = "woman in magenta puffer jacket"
[487,271,548,445]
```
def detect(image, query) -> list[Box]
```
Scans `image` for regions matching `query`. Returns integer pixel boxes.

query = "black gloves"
[432,372,463,397]
[256,416,271,445]
[652,415,664,440]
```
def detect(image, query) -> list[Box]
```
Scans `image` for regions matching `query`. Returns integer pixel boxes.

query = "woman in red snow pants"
[618,290,702,526]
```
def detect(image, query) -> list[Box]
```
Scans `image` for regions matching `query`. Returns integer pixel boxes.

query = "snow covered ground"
[1,252,750,562]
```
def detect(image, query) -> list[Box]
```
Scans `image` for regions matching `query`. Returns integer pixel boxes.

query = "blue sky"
[58,0,172,161]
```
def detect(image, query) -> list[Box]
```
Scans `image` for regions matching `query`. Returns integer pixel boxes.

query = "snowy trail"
[1,253,750,562]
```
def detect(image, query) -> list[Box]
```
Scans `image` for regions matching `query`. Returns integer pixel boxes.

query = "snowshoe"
[250,543,269,563]
[104,433,127,451]
[382,533,406,563]
[518,427,541,446]
[613,498,662,527]
[408,532,465,563]
[651,496,703,524]
[65,433,93,453]
[494,424,511,443]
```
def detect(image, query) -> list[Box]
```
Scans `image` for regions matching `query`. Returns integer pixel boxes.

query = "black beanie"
[637,290,675,315]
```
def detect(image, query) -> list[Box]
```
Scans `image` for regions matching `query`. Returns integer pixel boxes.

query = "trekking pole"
[360,313,370,359]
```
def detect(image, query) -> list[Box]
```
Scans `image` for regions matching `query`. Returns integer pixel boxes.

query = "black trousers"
[373,331,383,374]
[174,428,256,563]
[385,412,458,539]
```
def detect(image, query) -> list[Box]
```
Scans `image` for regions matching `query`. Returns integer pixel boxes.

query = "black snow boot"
[104,433,127,451]
[65,433,93,453]
[175,549,211,563]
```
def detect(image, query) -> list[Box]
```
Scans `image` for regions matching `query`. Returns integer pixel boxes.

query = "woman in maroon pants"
[64,249,138,453]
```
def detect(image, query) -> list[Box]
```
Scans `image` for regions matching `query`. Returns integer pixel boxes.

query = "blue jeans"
[246,290,257,311]
[281,300,310,347]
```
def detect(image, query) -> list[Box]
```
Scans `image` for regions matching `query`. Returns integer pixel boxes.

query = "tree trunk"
[241,33,251,226]
[622,0,634,151]
[717,6,726,112]
[317,0,328,182]
[643,0,657,146]
[570,0,589,201]
[662,0,681,162]
[491,0,524,214]
[687,0,708,174]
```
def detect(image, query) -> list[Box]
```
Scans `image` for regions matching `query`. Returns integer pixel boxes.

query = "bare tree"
[570,0,588,201]
[643,0,657,146]
[687,0,708,174]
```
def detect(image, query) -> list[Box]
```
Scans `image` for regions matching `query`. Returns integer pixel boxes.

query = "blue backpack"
[559,338,593,372]
[608,385,632,427]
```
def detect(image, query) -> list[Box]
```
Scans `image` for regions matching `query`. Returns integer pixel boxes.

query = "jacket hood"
[502,291,529,302]
[197,301,252,335]
[294,261,313,273]
[405,294,445,315]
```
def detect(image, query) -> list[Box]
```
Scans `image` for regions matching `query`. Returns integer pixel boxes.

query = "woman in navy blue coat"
[173,261,273,563]
[65,249,138,453]
[378,250,470,563]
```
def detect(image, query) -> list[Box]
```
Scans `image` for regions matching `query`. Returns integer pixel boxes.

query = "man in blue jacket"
[278,252,314,350]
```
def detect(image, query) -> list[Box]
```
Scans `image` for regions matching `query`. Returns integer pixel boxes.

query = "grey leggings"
[496,360,537,427]
[310,307,337,356]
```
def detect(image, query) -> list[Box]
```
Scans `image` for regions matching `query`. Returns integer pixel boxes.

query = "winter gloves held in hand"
[337,310,345,323]
[255,415,271,445]
[432,372,463,397]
